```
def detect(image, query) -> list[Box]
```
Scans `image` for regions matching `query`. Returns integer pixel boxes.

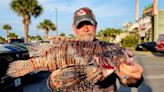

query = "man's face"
[73,21,96,41]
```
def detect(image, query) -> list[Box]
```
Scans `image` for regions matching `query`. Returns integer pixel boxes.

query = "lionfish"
[6,37,134,92]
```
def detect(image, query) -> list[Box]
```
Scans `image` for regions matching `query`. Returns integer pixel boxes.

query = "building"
[123,0,164,42]
[156,10,164,36]
[137,15,152,41]
[123,22,133,31]
[130,0,164,42]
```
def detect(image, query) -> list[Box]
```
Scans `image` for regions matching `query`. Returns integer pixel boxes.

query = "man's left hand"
[116,62,143,85]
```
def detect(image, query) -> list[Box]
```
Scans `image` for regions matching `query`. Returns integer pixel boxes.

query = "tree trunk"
[44,30,49,40]
[6,30,9,40]
[24,23,29,43]
[23,15,30,43]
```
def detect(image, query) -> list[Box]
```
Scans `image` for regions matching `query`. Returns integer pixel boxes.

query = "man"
[72,7,143,91]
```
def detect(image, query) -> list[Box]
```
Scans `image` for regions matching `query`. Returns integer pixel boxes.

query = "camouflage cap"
[73,7,97,28]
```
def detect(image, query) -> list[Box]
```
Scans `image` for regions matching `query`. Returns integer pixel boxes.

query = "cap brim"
[75,18,95,28]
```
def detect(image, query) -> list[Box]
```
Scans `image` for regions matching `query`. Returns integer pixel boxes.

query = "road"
[117,51,164,92]
[132,51,164,92]
[23,51,164,92]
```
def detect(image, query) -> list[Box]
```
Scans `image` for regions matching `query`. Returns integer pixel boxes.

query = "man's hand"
[116,63,143,85]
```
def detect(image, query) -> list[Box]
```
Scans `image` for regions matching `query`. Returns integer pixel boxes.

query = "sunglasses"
[77,21,94,29]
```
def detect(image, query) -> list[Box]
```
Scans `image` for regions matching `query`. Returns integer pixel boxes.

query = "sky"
[0,0,164,38]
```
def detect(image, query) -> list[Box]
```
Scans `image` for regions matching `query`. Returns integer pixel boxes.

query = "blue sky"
[0,0,164,38]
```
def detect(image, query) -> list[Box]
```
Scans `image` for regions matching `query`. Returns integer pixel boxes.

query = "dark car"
[135,42,156,51]
[9,39,24,44]
[0,44,29,92]
[156,34,164,53]
[9,39,49,83]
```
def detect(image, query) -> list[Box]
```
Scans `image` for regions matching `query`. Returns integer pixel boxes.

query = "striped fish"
[6,37,134,91]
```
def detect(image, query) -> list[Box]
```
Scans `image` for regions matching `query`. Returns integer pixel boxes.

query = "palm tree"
[2,24,12,40]
[10,0,43,43]
[68,34,75,38]
[35,35,42,40]
[97,28,122,42]
[29,35,42,42]
[8,32,18,39]
[97,30,104,37]
[0,36,6,43]
[37,19,56,39]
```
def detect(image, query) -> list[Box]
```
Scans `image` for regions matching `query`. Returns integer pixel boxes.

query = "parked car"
[0,44,29,92]
[8,39,24,44]
[135,42,156,51]
[156,34,164,53]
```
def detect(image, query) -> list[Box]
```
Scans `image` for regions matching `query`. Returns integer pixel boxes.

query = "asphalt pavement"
[23,72,51,92]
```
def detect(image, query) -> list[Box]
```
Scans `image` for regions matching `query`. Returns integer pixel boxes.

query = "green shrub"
[121,35,139,48]
[0,36,6,43]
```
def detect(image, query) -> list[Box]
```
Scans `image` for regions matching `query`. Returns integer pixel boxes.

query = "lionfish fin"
[6,60,34,77]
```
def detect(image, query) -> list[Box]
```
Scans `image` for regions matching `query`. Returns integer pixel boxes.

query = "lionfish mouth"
[100,59,115,70]
[99,60,115,78]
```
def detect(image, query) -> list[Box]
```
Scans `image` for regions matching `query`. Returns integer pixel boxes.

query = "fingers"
[119,63,143,79]
[120,68,141,79]
[127,77,137,84]
[120,77,138,85]
[120,63,143,73]
[115,66,141,85]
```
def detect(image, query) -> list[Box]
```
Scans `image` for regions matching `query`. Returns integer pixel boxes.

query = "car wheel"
[142,48,147,51]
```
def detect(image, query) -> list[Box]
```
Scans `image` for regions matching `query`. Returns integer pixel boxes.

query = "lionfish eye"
[88,60,94,66]
[88,59,99,67]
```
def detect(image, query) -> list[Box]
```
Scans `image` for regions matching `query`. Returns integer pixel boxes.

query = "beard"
[79,33,95,41]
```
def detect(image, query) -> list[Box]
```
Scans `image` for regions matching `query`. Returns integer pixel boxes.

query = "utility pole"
[135,0,141,43]
[152,0,158,42]
[135,0,139,21]
[55,8,58,36]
